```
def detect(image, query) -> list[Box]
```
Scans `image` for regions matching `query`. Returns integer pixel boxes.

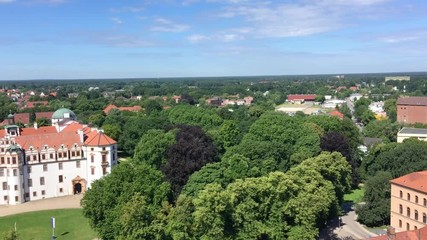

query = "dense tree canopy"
[362,138,427,178]
[81,162,171,240]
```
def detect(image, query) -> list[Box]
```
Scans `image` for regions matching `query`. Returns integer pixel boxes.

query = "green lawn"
[0,209,97,240]
[344,186,365,204]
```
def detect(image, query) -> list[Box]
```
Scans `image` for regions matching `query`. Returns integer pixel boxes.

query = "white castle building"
[0,108,117,205]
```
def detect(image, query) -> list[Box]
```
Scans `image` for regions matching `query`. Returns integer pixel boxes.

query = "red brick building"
[397,97,427,124]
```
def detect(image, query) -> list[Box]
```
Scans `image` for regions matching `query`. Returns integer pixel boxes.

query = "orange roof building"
[103,104,142,114]
[0,108,118,206]
[389,171,427,233]
[329,110,344,119]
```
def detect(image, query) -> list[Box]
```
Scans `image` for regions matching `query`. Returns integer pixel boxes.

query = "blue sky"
[1,0,427,80]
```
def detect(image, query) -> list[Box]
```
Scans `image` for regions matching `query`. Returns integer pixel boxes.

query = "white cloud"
[110,6,144,13]
[150,18,190,33]
[212,0,390,38]
[187,34,211,43]
[111,17,123,25]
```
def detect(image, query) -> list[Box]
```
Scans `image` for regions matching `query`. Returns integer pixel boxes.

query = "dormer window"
[44,145,48,150]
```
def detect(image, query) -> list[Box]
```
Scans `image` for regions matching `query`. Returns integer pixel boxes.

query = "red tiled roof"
[118,106,142,112]
[397,97,427,106]
[35,111,54,120]
[329,110,344,119]
[84,130,116,146]
[26,101,48,108]
[61,122,91,135]
[103,104,118,114]
[103,104,142,114]
[19,126,58,136]
[390,171,427,194]
[287,94,316,101]
[14,113,30,125]
[16,131,80,150]
[367,225,427,240]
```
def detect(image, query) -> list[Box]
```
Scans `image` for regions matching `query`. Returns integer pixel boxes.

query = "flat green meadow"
[0,209,97,240]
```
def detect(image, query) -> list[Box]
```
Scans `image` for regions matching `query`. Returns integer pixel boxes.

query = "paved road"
[0,194,82,217]
[318,204,377,240]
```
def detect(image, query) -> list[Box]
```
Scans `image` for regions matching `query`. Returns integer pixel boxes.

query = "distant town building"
[287,94,316,104]
[328,110,344,119]
[25,101,48,109]
[103,104,142,114]
[349,93,363,102]
[206,97,222,106]
[397,127,427,143]
[68,93,79,98]
[397,97,427,124]
[389,171,427,232]
[385,76,410,82]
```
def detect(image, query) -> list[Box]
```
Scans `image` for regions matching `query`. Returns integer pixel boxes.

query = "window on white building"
[14,185,17,191]
[33,192,37,197]
[0,168,3,177]
[41,190,45,195]
[76,161,81,168]
[40,177,45,185]
[43,164,48,172]
[28,179,32,187]
[58,162,63,170]
[58,175,63,183]
[91,168,95,175]
[2,182,7,190]
[27,166,31,174]
[13,169,17,176]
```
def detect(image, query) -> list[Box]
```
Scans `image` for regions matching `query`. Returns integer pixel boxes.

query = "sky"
[1,0,427,80]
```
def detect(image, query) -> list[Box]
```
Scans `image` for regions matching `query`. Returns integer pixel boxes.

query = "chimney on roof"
[77,129,84,143]
[386,226,396,240]
[34,122,38,129]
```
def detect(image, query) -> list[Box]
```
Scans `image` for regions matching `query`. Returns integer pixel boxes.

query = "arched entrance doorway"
[71,176,86,195]
[74,183,82,194]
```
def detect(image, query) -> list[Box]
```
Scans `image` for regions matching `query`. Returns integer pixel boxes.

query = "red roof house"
[329,110,344,119]
[287,94,316,103]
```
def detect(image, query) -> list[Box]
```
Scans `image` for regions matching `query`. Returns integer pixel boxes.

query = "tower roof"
[52,108,76,120]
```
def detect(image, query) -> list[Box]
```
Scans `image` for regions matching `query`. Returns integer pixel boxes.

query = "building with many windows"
[390,171,427,232]
[0,108,117,205]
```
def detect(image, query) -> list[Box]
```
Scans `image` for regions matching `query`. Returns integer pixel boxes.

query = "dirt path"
[0,194,83,217]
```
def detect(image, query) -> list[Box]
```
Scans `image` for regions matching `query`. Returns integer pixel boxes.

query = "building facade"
[0,108,117,205]
[390,171,427,232]
[397,97,427,124]
[397,127,427,143]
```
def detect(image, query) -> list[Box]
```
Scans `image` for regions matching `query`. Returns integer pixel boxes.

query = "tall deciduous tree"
[162,125,219,199]
[356,171,392,227]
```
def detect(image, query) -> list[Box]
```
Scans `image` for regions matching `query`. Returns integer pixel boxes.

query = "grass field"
[0,209,97,240]
[344,186,365,204]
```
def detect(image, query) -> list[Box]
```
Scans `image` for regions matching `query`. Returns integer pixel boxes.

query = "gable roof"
[84,130,116,146]
[15,131,80,150]
[329,110,344,119]
[103,104,118,114]
[19,126,57,136]
[35,111,54,120]
[390,171,427,194]
[397,97,427,106]
[14,113,30,125]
